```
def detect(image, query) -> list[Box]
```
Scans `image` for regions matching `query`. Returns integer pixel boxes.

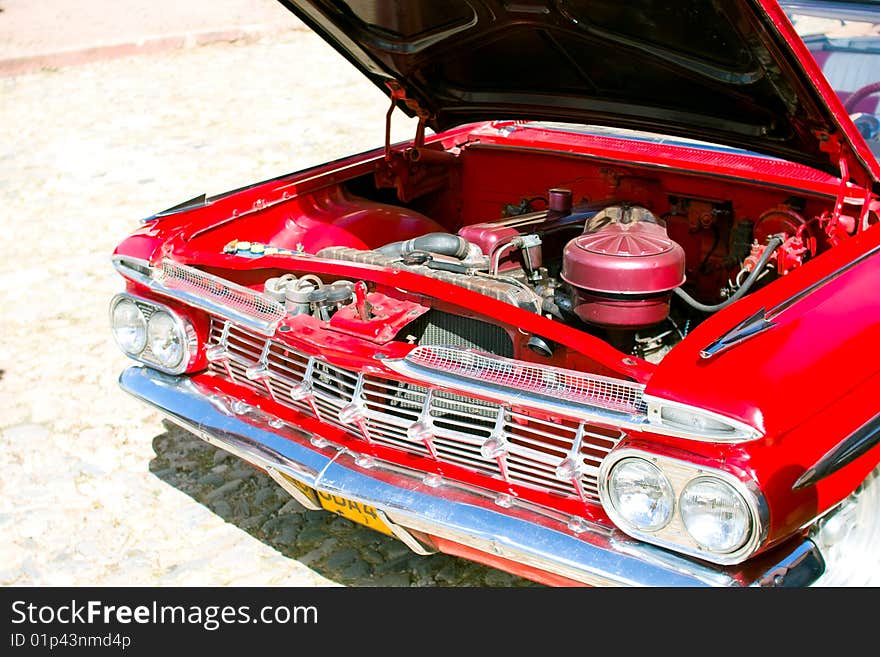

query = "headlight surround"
[110,294,195,374]
[110,298,147,355]
[607,458,674,531]
[147,310,186,370]
[599,448,767,565]
[679,477,751,553]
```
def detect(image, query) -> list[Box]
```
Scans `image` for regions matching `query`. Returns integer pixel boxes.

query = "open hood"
[278,0,880,187]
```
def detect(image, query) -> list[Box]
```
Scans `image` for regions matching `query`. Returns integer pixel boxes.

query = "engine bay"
[314,193,836,362]
[179,135,865,368]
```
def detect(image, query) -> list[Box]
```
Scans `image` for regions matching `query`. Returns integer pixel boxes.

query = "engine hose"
[673,235,784,313]
[376,232,470,260]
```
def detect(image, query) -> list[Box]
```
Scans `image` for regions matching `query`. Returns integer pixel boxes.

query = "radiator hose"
[673,235,784,313]
[376,233,471,260]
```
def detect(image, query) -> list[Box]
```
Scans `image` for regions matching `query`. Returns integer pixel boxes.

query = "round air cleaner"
[561,205,686,328]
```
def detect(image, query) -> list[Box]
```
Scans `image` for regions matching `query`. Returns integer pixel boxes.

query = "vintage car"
[110,0,880,586]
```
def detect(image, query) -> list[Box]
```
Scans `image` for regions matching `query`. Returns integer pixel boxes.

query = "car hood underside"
[277,0,880,186]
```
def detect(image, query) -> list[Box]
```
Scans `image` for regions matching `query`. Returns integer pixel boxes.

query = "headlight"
[110,294,195,374]
[606,458,674,531]
[111,298,147,354]
[599,448,767,565]
[680,477,751,553]
[147,311,186,370]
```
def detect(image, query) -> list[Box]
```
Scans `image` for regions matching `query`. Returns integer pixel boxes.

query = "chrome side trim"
[112,255,154,286]
[700,308,776,359]
[119,365,824,587]
[793,412,880,490]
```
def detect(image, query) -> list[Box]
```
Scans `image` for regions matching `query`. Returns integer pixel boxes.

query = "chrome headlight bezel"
[110,293,197,375]
[599,448,768,565]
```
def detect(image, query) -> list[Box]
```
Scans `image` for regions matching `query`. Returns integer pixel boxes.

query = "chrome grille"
[405,345,646,415]
[207,318,623,503]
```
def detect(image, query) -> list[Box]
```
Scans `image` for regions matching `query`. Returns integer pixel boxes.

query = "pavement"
[0,2,536,586]
[0,0,305,76]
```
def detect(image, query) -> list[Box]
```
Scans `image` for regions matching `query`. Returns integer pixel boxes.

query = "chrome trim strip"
[700,308,776,359]
[112,255,154,286]
[119,366,823,587]
[702,242,880,359]
[642,393,763,442]
[793,412,880,490]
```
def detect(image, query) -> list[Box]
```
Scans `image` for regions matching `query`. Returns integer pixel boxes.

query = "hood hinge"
[825,156,874,239]
[377,80,455,203]
[384,80,432,159]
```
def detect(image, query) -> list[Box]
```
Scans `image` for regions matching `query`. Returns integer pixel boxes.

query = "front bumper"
[120,365,825,587]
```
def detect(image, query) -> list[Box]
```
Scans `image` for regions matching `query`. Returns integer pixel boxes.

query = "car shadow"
[148,420,542,587]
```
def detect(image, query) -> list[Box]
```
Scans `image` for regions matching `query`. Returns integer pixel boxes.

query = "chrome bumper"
[120,366,825,587]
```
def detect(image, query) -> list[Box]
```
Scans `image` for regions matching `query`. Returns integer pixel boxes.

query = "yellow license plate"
[315,490,394,536]
[285,475,320,505]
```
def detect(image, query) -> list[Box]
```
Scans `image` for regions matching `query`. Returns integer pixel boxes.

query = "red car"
[110,0,880,586]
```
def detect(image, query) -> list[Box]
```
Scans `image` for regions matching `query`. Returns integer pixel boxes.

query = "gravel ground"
[0,0,296,59]
[0,31,536,587]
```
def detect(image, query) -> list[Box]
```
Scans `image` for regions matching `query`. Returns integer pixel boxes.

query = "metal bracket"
[264,466,322,511]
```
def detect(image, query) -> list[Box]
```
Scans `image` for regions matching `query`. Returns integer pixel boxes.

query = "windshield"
[785,1,880,159]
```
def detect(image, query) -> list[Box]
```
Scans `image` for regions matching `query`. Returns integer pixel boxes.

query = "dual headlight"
[110,294,195,373]
[599,449,767,564]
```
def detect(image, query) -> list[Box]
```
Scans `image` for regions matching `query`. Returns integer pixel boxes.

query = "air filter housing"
[561,205,686,328]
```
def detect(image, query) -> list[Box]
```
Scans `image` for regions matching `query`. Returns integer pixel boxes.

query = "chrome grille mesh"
[156,260,285,327]
[206,318,623,503]
[406,345,646,415]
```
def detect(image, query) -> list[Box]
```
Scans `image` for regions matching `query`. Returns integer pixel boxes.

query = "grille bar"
[206,318,623,503]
